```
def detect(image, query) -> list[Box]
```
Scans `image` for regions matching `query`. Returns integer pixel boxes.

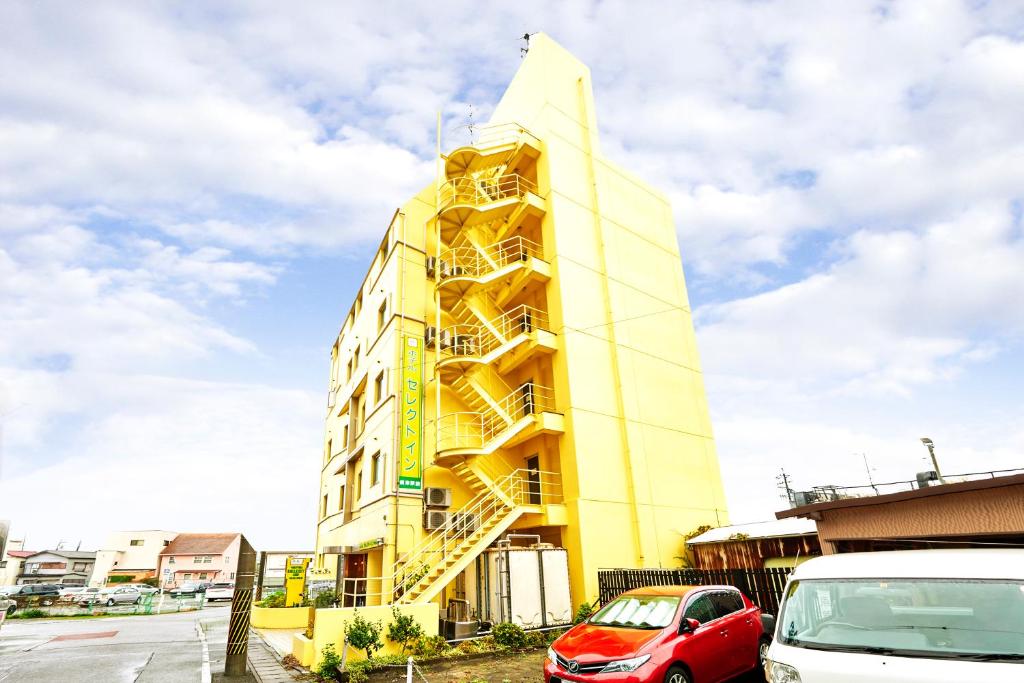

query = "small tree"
[386,606,424,653]
[345,610,384,659]
[491,621,527,649]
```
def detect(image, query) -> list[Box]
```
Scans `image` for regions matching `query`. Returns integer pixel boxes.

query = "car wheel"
[758,636,772,669]
[134,596,141,604]
[664,665,692,683]
[5,605,15,616]
[106,598,115,606]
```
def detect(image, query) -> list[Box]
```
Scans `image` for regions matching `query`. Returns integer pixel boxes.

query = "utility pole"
[861,453,879,494]
[920,438,946,484]
[224,535,257,677]
[776,468,794,506]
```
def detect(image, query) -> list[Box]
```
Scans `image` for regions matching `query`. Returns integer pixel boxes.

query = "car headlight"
[547,646,557,664]
[766,659,801,683]
[599,654,651,673]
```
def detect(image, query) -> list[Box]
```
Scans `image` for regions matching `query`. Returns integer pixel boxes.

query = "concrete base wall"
[293,603,440,668]
[251,606,313,630]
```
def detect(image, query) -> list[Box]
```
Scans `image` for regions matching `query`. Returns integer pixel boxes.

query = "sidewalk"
[248,629,303,683]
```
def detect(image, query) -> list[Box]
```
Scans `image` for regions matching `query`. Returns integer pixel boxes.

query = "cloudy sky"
[1,1,1023,552]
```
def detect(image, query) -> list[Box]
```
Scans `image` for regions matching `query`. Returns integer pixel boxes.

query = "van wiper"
[955,653,1024,662]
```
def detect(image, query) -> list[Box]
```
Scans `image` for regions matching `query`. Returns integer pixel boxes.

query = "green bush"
[314,643,343,681]
[313,590,337,608]
[107,575,133,584]
[257,592,286,608]
[386,606,424,653]
[573,601,596,624]
[524,630,546,648]
[13,608,47,619]
[411,634,450,658]
[344,610,384,658]
[491,621,527,649]
[141,577,160,587]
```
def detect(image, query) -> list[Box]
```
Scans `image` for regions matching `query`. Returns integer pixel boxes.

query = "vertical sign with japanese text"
[398,335,424,491]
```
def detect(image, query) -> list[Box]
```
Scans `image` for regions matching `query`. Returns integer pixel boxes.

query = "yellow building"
[314,34,727,613]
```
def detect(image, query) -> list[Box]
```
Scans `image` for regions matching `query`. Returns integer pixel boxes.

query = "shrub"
[544,627,568,645]
[257,592,286,608]
[314,643,343,681]
[573,601,595,624]
[281,654,300,669]
[13,609,47,619]
[344,610,384,658]
[141,577,160,587]
[411,634,449,658]
[491,621,527,649]
[313,590,337,608]
[524,630,546,648]
[386,606,424,653]
[107,575,133,584]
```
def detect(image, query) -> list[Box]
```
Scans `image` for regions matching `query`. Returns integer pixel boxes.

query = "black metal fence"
[597,567,791,615]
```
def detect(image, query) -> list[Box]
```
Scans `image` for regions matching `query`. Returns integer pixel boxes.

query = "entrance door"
[343,554,367,607]
[526,456,541,505]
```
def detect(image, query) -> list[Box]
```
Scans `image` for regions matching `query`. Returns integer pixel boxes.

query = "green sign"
[398,335,424,491]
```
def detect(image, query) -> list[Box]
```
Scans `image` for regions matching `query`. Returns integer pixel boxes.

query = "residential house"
[157,533,241,588]
[0,539,34,586]
[18,550,96,585]
[90,530,179,586]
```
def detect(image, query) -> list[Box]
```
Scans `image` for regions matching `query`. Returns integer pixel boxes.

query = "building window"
[377,300,387,334]
[346,359,353,382]
[353,346,360,372]
[342,424,349,448]
[325,438,332,464]
[183,573,192,581]
[374,371,385,404]
[338,485,345,512]
[371,452,381,486]
[129,539,144,546]
[168,557,175,565]
[199,573,208,580]
[194,556,212,564]
[355,291,363,317]
[72,562,88,572]
[321,494,328,519]
[355,467,363,501]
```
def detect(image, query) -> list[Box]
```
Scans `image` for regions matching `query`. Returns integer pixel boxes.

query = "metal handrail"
[438,305,550,361]
[439,173,537,211]
[471,122,540,149]
[438,236,543,279]
[437,383,555,451]
[388,468,563,602]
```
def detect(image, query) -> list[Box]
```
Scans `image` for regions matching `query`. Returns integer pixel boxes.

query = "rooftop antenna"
[521,32,537,58]
[776,468,794,506]
[860,453,879,494]
[467,104,476,144]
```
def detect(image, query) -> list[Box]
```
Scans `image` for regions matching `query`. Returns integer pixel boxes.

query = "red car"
[545,585,772,683]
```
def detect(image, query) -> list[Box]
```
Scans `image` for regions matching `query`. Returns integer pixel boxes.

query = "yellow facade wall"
[297,603,440,669]
[251,606,313,630]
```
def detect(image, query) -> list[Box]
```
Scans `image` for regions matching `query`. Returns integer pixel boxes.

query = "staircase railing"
[437,305,550,362]
[390,468,563,602]
[438,236,543,280]
[437,383,556,452]
[440,173,537,211]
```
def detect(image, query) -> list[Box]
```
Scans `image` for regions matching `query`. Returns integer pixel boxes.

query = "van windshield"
[779,578,1024,662]
[590,595,681,629]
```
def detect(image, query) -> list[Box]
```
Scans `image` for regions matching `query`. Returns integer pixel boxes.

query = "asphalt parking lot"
[0,603,234,682]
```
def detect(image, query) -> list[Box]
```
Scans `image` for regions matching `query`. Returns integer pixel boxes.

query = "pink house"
[157,533,241,588]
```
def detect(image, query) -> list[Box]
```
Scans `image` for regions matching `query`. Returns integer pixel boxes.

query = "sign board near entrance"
[284,556,310,607]
[398,335,424,491]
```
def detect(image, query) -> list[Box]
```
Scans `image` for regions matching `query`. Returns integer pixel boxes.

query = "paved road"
[0,604,235,682]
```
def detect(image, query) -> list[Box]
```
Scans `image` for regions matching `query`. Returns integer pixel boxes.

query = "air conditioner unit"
[916,470,940,488]
[450,512,479,536]
[424,487,452,508]
[439,329,453,350]
[425,326,438,348]
[425,256,437,279]
[438,259,451,279]
[424,509,449,531]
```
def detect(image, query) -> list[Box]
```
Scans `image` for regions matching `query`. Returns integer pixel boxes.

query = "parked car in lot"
[765,549,1024,683]
[79,586,142,607]
[168,582,209,598]
[125,583,159,595]
[204,583,235,602]
[545,585,772,683]
[4,584,61,606]
[58,586,92,602]
[1,596,16,616]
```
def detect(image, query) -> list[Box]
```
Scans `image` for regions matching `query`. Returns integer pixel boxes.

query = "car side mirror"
[680,618,700,633]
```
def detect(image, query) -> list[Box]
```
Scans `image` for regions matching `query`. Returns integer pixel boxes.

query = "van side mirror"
[680,618,700,633]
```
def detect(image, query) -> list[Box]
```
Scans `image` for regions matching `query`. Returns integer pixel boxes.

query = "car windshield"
[779,578,1024,662]
[590,595,681,629]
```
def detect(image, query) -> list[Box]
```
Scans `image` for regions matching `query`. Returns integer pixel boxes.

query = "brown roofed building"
[777,472,1024,554]
[156,533,241,588]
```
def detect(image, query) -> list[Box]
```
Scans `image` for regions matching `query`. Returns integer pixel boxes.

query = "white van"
[765,549,1024,682]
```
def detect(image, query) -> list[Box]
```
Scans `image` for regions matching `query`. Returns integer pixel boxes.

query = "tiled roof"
[25,550,96,559]
[160,533,239,556]
[6,551,35,558]
[687,518,818,545]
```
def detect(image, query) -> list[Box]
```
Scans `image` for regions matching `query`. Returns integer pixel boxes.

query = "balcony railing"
[437,305,550,361]
[438,236,543,280]
[437,383,555,452]
[439,173,537,212]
